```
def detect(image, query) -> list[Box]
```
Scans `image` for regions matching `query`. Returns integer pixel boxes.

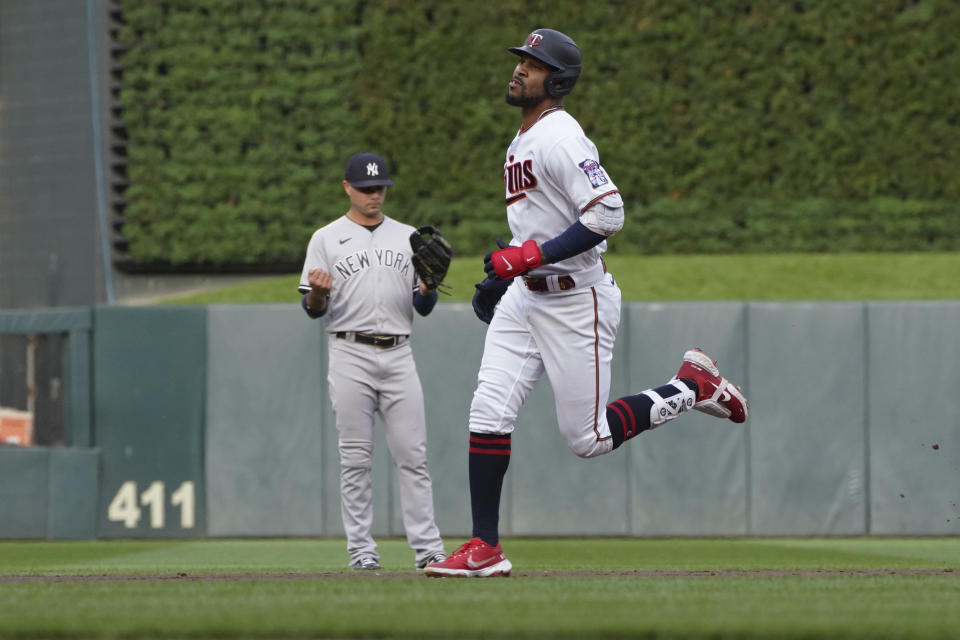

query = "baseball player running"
[425,29,748,578]
[300,151,446,571]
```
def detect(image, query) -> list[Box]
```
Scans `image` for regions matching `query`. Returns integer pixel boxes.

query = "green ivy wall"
[117,0,960,267]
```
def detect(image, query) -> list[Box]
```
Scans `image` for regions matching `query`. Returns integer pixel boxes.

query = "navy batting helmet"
[508,28,582,97]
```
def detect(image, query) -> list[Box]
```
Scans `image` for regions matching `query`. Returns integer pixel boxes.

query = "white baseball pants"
[469,273,623,458]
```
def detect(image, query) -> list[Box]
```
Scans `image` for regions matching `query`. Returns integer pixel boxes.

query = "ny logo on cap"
[528,33,543,46]
[366,162,380,176]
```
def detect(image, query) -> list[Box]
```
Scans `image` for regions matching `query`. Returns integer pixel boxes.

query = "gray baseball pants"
[327,337,444,567]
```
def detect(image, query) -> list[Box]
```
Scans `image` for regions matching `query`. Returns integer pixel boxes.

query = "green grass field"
[77,255,960,639]
[159,252,960,304]
[1,537,958,639]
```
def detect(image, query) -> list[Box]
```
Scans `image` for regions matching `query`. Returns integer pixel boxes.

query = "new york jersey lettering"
[374,248,412,277]
[334,248,411,281]
[334,250,372,278]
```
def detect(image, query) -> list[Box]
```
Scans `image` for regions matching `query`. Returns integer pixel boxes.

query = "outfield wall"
[1,303,958,539]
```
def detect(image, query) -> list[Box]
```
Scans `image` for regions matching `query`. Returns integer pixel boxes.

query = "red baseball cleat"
[674,348,748,423]
[422,538,512,577]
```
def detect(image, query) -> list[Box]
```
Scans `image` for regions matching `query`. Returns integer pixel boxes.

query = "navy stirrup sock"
[606,393,653,449]
[468,432,511,547]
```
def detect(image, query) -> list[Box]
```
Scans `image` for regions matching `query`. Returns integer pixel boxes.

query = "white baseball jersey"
[503,105,623,277]
[298,215,418,335]
[470,106,626,458]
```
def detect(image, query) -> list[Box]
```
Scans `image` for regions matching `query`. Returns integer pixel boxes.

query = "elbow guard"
[580,201,624,237]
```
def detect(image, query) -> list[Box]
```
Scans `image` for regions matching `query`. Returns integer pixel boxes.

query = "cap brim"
[348,178,394,187]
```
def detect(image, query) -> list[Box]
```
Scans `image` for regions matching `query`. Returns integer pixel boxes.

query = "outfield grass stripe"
[2,568,956,583]
[1,539,958,639]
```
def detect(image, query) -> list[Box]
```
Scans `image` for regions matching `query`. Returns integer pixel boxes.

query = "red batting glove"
[488,240,543,280]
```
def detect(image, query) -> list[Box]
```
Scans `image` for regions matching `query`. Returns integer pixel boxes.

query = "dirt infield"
[1,568,955,583]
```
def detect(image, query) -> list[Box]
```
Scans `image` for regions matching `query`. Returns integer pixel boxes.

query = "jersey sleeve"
[545,135,623,213]
[298,230,327,294]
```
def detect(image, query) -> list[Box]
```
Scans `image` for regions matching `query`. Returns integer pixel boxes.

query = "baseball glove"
[409,225,453,293]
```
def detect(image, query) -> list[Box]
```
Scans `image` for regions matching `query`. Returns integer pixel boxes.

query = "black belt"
[335,332,407,348]
[523,275,576,292]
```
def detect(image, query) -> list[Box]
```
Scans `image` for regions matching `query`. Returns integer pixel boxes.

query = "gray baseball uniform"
[299,214,444,568]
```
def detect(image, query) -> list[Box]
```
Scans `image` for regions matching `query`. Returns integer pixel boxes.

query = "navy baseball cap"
[344,152,394,187]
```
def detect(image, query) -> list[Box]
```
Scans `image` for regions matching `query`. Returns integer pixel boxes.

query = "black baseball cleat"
[351,555,381,571]
[416,551,447,571]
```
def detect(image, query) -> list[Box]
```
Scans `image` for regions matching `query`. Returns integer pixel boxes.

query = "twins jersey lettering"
[503,107,623,277]
[299,215,418,335]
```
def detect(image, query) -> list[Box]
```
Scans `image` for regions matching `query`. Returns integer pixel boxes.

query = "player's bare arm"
[305,267,332,313]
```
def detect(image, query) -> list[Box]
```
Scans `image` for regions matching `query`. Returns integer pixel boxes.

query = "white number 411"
[107,481,196,529]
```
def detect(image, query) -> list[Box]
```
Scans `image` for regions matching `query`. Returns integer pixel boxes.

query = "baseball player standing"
[299,152,446,571]
[425,29,748,578]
